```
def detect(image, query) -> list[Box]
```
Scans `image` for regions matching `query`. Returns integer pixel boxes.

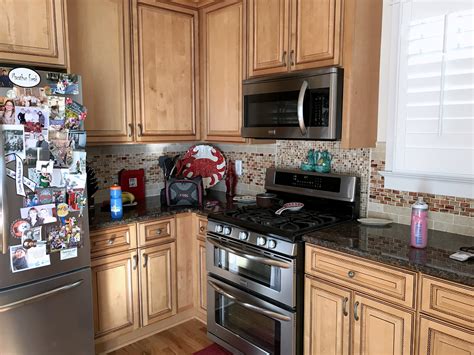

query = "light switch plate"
[235,160,243,176]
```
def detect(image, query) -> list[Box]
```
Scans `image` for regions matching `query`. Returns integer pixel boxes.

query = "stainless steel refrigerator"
[0,66,94,354]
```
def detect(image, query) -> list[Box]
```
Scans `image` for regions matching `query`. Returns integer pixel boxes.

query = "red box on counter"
[119,169,145,202]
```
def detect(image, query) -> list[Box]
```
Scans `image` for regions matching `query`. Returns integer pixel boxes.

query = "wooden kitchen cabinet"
[0,0,68,67]
[67,0,134,143]
[200,1,246,142]
[197,239,207,317]
[92,251,140,342]
[140,242,177,326]
[352,294,414,355]
[133,0,199,142]
[304,276,351,355]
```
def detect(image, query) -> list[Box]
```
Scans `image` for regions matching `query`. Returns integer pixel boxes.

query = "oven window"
[216,293,281,355]
[244,91,309,127]
[215,249,281,290]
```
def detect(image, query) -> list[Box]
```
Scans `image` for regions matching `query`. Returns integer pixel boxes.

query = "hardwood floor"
[109,319,213,355]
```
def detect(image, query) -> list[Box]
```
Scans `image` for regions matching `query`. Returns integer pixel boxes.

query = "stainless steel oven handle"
[208,280,291,322]
[207,238,291,269]
[297,80,308,136]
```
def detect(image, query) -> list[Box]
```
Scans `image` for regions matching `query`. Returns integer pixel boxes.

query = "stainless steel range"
[206,168,359,355]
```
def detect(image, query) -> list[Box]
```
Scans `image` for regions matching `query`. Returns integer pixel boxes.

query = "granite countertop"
[304,221,474,286]
[88,190,238,231]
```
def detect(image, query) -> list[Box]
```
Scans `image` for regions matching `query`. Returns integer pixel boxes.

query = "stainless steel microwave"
[242,67,343,140]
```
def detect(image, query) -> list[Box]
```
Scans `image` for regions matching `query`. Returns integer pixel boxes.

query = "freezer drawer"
[0,268,94,354]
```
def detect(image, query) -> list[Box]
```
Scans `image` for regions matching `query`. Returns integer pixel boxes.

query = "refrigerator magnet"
[35,160,54,188]
[21,226,42,245]
[60,248,78,261]
[20,204,58,227]
[47,217,82,253]
[15,155,26,196]
[56,203,69,224]
[6,168,37,192]
[10,244,50,273]
[1,124,25,159]
[68,131,86,150]
[10,219,32,239]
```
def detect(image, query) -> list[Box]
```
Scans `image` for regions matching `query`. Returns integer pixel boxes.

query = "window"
[383,0,474,198]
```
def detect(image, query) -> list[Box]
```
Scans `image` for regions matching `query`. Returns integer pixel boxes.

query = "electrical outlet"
[235,160,243,176]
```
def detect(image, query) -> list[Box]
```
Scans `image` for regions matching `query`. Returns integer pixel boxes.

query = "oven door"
[206,235,296,307]
[207,276,296,355]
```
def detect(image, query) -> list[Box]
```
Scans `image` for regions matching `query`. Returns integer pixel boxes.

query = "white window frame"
[381,0,474,198]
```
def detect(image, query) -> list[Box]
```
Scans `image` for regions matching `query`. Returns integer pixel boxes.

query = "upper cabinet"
[133,0,199,142]
[0,0,68,67]
[247,0,342,77]
[67,0,134,143]
[200,1,246,142]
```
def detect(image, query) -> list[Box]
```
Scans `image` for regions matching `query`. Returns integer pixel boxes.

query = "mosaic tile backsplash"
[87,140,473,236]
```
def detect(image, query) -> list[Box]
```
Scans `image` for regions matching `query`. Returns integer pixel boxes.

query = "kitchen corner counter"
[304,221,474,286]
[88,191,238,232]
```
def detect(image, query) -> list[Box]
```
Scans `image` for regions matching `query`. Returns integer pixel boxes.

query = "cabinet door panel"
[135,2,197,141]
[92,251,139,341]
[202,2,245,142]
[0,0,67,66]
[198,239,207,312]
[353,294,413,355]
[304,276,351,355]
[418,316,473,355]
[248,0,289,77]
[140,242,177,326]
[291,0,342,71]
[68,0,133,143]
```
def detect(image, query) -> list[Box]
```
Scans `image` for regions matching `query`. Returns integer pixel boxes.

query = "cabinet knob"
[348,270,355,278]
[155,229,162,235]
[200,226,205,233]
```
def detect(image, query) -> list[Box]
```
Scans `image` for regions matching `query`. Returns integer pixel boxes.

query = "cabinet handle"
[128,123,133,137]
[281,50,287,64]
[354,301,360,321]
[347,270,355,278]
[155,228,162,236]
[342,297,348,316]
[142,253,148,268]
[199,226,206,233]
[290,50,295,66]
[107,234,116,245]
[137,123,143,137]
[132,255,138,270]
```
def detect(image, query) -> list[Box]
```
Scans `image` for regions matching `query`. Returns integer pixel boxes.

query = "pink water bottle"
[410,197,428,248]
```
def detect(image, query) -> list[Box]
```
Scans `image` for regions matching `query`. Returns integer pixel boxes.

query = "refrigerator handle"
[0,130,7,254]
[0,280,83,313]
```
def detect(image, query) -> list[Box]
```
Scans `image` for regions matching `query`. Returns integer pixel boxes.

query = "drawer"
[138,218,175,247]
[305,245,416,308]
[197,216,208,237]
[90,224,137,258]
[420,275,474,329]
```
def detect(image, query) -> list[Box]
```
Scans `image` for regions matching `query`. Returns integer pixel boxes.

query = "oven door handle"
[297,80,308,136]
[208,280,291,322]
[207,238,291,269]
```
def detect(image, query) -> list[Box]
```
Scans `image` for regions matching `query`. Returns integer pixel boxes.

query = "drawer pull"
[354,301,360,321]
[107,239,115,245]
[342,297,348,316]
[142,253,148,268]
[155,229,162,235]
[348,270,355,278]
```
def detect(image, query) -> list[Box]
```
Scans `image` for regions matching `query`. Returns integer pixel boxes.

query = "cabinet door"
[201,1,246,142]
[290,0,342,71]
[67,0,134,143]
[197,239,207,314]
[91,251,139,342]
[304,276,351,355]
[140,242,177,326]
[418,316,474,355]
[134,1,198,142]
[353,294,414,355]
[247,0,289,77]
[0,0,67,67]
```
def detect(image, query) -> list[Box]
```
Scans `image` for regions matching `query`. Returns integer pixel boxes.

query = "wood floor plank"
[109,319,213,355]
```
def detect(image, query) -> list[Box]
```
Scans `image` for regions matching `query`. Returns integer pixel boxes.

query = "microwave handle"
[297,80,308,136]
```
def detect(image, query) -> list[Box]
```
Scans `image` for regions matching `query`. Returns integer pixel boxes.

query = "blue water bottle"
[110,185,123,219]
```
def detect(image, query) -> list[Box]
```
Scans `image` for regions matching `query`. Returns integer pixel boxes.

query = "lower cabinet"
[91,251,139,342]
[197,239,207,315]
[418,316,474,355]
[140,242,177,326]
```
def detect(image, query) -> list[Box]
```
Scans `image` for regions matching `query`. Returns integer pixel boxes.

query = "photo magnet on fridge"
[64,98,87,130]
[35,160,54,188]
[10,244,50,273]
[10,219,32,239]
[0,98,16,124]
[0,67,13,87]
[15,106,49,133]
[47,96,66,129]
[70,151,86,174]
[47,217,83,253]
[20,204,57,227]
[1,124,25,159]
[69,131,86,150]
[46,73,79,95]
[21,226,43,245]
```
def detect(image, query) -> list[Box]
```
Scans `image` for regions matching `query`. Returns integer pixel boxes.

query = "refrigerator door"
[0,267,94,354]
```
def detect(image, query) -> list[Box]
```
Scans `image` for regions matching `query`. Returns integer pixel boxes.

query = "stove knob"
[268,240,277,249]
[223,226,232,235]
[215,225,223,233]
[257,236,267,246]
[238,231,249,241]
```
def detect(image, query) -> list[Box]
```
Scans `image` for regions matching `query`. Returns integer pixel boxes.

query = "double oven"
[205,220,303,355]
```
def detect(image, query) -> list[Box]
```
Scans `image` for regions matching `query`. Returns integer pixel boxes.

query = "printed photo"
[0,98,16,124]
[62,171,86,190]
[49,130,72,167]
[47,96,65,129]
[10,219,32,239]
[10,244,50,273]
[0,68,13,88]
[25,187,66,207]
[36,160,54,188]
[68,188,86,211]
[15,106,49,132]
[50,168,67,187]
[1,124,25,159]
[22,226,42,243]
[24,130,49,166]
[65,99,87,130]
[47,73,79,95]
[20,204,57,227]
[69,131,86,150]
[47,217,82,253]
[14,87,48,107]
[70,151,86,174]
[28,168,40,185]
